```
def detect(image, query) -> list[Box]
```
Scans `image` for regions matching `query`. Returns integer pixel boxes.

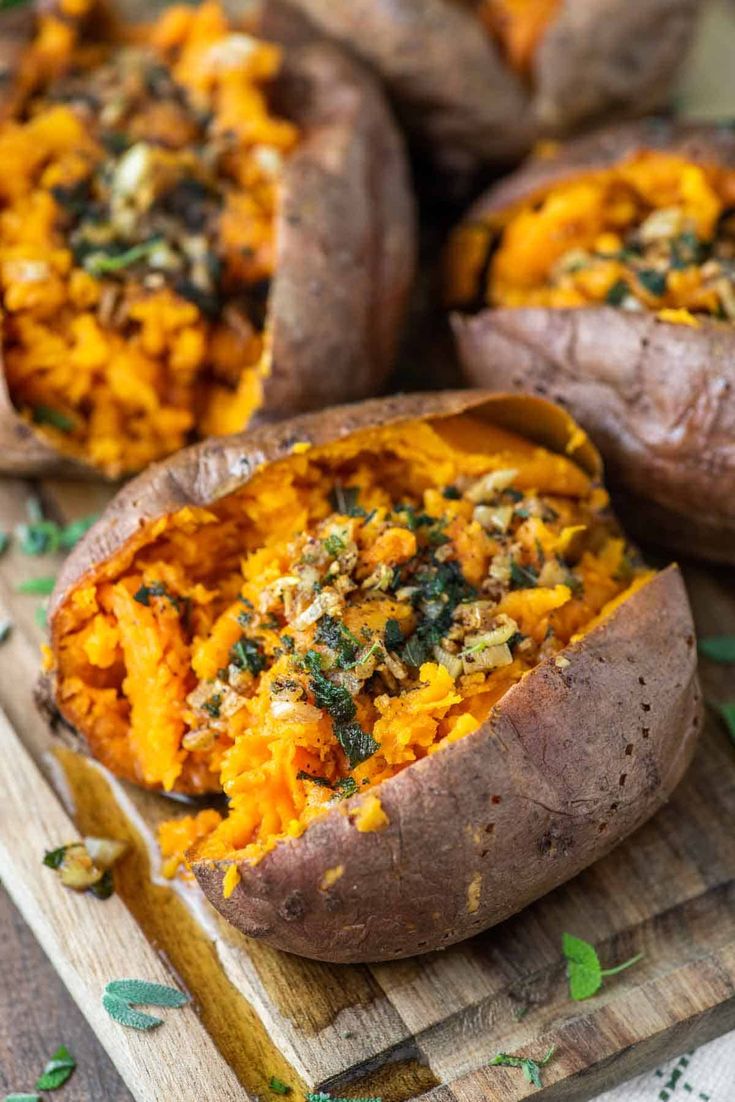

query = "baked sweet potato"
[40,391,701,962]
[449,119,735,565]
[281,0,699,173]
[0,0,414,478]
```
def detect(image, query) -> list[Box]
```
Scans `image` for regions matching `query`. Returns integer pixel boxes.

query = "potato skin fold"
[281,0,698,172]
[452,120,735,565]
[0,0,415,477]
[195,564,700,962]
[39,391,701,961]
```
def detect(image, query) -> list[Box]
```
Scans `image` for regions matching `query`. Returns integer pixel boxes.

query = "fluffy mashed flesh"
[0,1,298,475]
[448,151,735,324]
[477,0,561,76]
[51,415,649,871]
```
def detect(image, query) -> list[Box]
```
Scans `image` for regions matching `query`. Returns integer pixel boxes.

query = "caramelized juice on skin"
[53,746,303,1099]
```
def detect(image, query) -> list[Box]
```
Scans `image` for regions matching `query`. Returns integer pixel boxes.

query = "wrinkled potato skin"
[282,0,699,171]
[452,120,735,565]
[38,390,699,961]
[0,0,415,477]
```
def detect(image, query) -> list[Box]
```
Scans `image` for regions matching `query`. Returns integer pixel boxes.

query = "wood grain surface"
[1,466,735,1102]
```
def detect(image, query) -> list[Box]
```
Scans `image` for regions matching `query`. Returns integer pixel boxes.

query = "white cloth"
[595,1031,735,1101]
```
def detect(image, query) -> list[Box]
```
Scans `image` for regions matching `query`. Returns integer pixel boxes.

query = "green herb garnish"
[637,268,667,297]
[134,581,182,610]
[102,978,189,1031]
[510,560,538,590]
[17,577,55,596]
[0,532,9,555]
[43,845,69,870]
[328,485,366,517]
[0,619,11,644]
[315,615,359,668]
[84,237,162,277]
[300,650,378,767]
[383,619,403,651]
[5,1095,41,1101]
[17,503,97,556]
[89,869,115,900]
[202,693,223,718]
[230,636,266,676]
[698,635,735,663]
[442,485,461,500]
[35,606,47,630]
[488,1045,556,1089]
[323,533,346,558]
[605,279,629,306]
[563,932,643,1000]
[269,1076,292,1095]
[35,1044,76,1091]
[31,405,74,432]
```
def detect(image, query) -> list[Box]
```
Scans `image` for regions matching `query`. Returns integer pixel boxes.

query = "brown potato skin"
[281,0,699,172]
[39,391,701,961]
[196,565,700,963]
[452,120,735,565]
[0,0,415,477]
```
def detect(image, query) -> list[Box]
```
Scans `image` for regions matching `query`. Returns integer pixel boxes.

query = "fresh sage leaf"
[35,1044,75,1091]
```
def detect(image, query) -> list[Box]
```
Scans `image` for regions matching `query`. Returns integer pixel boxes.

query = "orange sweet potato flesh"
[0,0,414,477]
[451,120,735,565]
[38,391,701,962]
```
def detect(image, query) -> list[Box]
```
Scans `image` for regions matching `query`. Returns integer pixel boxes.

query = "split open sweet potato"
[39,391,701,961]
[450,119,735,564]
[281,0,699,174]
[0,0,414,477]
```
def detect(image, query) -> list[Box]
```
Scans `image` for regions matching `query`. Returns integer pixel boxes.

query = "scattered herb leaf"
[134,581,184,612]
[31,405,74,432]
[489,1045,556,1089]
[637,268,667,297]
[323,533,346,558]
[229,635,266,676]
[89,869,115,900]
[0,619,11,644]
[0,532,9,555]
[42,846,69,870]
[102,979,189,1031]
[104,979,190,1007]
[509,560,538,590]
[17,577,55,596]
[698,635,735,663]
[5,1095,41,1101]
[383,618,404,651]
[605,279,628,306]
[269,1077,292,1095]
[84,237,162,277]
[102,992,163,1031]
[563,932,643,1000]
[35,1044,76,1091]
[35,606,47,630]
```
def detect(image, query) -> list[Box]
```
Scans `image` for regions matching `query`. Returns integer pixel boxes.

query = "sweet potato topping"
[448,152,735,319]
[0,1,298,475]
[477,0,561,76]
[51,416,648,866]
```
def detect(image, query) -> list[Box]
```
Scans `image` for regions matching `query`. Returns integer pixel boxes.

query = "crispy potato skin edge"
[194,565,701,962]
[280,0,698,170]
[453,120,735,565]
[0,0,415,477]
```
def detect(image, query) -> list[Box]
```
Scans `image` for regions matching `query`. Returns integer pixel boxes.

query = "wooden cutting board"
[1,472,735,1102]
